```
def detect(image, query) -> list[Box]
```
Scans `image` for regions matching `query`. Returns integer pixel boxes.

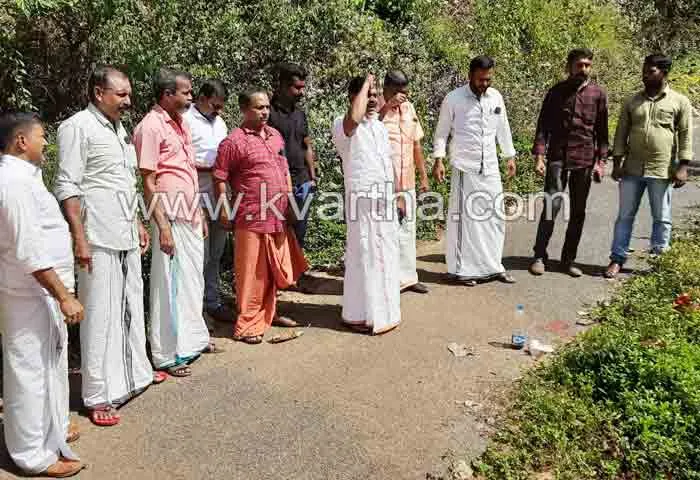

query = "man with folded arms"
[0,113,85,477]
[214,90,308,344]
[134,68,213,376]
[55,66,163,427]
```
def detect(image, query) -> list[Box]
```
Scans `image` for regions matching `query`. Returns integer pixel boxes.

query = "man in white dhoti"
[379,69,430,294]
[0,113,86,477]
[331,74,401,335]
[433,56,518,286]
[55,66,165,427]
[134,68,213,377]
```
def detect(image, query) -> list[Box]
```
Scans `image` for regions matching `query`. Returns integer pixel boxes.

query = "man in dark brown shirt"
[530,48,609,277]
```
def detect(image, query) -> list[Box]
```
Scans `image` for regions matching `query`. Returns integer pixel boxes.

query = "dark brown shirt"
[532,80,609,169]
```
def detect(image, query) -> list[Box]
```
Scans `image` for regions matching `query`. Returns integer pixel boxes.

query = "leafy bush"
[475,215,700,479]
[3,0,690,268]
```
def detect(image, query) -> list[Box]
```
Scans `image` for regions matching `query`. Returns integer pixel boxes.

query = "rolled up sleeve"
[1,186,53,274]
[54,122,86,202]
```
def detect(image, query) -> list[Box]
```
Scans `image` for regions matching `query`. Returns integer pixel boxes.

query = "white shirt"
[0,155,75,297]
[183,105,228,170]
[331,115,395,198]
[54,104,139,251]
[433,86,516,175]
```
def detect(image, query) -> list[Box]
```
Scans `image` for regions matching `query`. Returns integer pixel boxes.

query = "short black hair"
[567,48,594,66]
[348,76,366,96]
[238,90,267,109]
[277,62,307,87]
[644,53,673,75]
[469,56,495,75]
[88,65,128,102]
[153,67,192,101]
[0,112,42,151]
[384,69,409,89]
[198,79,228,100]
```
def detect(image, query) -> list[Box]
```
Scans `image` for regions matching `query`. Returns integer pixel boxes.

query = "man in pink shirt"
[133,68,215,377]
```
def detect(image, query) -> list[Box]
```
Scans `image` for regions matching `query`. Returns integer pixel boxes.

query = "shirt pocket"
[160,137,182,161]
[655,108,675,128]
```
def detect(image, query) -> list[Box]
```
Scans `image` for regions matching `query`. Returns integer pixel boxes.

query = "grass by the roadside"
[474,209,700,479]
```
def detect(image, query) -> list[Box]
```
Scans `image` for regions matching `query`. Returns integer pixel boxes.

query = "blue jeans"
[292,181,315,249]
[610,176,673,265]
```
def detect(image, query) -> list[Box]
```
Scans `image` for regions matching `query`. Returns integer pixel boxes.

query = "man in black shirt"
[269,63,316,249]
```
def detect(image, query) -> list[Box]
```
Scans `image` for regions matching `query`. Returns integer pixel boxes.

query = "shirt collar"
[465,85,490,100]
[154,104,181,126]
[88,103,121,130]
[190,105,217,124]
[271,96,296,113]
[643,84,670,101]
[242,124,274,137]
[1,154,41,178]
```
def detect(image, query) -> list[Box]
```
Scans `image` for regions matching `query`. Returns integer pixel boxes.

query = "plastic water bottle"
[511,304,528,349]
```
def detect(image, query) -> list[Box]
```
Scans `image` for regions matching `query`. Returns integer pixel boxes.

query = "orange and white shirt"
[382,101,425,192]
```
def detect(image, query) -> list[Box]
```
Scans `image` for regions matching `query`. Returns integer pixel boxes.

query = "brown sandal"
[233,335,263,344]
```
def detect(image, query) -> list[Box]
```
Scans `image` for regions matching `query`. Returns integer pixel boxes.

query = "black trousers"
[533,164,593,264]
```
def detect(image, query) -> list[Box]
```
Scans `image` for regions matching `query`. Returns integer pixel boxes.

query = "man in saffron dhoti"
[214,90,308,344]
[433,56,517,287]
[331,74,401,335]
[55,66,164,428]
[134,68,214,376]
[0,113,86,478]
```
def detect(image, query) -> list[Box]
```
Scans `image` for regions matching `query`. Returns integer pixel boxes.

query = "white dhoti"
[149,221,210,369]
[397,189,419,289]
[0,293,78,474]
[446,167,506,279]
[78,247,153,408]
[343,197,401,334]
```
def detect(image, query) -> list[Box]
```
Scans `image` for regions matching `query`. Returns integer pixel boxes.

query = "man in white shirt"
[183,79,231,323]
[0,113,85,477]
[55,66,162,428]
[331,74,401,335]
[433,56,517,286]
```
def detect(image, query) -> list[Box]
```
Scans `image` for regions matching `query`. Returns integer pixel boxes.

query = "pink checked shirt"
[214,125,290,234]
[133,105,200,224]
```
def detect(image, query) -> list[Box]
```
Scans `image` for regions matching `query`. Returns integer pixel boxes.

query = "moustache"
[118,104,132,111]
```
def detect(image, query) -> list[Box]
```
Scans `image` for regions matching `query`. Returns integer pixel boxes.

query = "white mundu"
[55,104,154,409]
[331,115,401,334]
[433,86,516,280]
[0,154,79,473]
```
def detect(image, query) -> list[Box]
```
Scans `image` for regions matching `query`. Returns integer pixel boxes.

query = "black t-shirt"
[269,98,310,186]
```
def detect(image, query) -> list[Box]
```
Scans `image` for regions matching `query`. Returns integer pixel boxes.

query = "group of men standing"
[0,48,693,477]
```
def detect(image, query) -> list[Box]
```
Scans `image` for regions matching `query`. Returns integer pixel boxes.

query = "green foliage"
[2,0,693,268]
[475,216,700,479]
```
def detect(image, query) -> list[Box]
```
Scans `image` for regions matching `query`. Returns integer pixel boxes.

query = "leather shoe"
[529,258,545,275]
[562,264,583,277]
[604,262,621,279]
[272,315,299,328]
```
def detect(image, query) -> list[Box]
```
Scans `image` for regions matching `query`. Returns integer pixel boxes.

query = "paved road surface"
[0,178,698,480]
